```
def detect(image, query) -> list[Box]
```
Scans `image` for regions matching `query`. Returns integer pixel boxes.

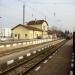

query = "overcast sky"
[0,0,75,32]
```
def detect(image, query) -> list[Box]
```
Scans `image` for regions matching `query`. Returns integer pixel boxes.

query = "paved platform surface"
[27,40,73,75]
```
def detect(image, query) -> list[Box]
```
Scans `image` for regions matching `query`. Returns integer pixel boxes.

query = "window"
[15,34,17,37]
[25,34,27,38]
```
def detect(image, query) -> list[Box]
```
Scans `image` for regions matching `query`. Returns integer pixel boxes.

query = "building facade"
[11,20,49,40]
[11,24,43,39]
[27,20,48,38]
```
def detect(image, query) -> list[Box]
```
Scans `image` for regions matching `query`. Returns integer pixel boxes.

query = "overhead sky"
[0,0,75,32]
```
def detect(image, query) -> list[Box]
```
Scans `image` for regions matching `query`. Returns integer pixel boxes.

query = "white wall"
[2,28,11,37]
[42,22,48,31]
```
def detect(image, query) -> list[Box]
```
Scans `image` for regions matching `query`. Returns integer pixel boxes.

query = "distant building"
[3,28,11,38]
[0,25,2,38]
[47,30,57,40]
[11,20,49,40]
[0,28,11,38]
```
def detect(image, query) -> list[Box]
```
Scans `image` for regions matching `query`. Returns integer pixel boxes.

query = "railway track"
[0,40,67,75]
[0,40,64,57]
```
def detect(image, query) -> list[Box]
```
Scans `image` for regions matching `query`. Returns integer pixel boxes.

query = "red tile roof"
[27,20,48,26]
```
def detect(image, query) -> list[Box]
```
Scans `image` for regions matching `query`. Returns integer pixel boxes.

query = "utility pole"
[0,17,3,38]
[23,4,25,25]
[45,16,46,21]
[18,0,26,25]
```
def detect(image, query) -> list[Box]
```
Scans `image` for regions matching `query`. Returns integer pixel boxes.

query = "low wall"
[0,39,53,51]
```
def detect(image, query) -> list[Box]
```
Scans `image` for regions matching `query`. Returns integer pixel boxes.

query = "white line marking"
[27,53,31,57]
[6,44,11,47]
[49,56,53,59]
[19,56,24,60]
[27,42,30,45]
[7,60,14,65]
[71,59,74,62]
[53,53,55,56]
[33,41,35,44]
[72,53,74,56]
[18,43,22,45]
[70,71,73,75]
[43,60,48,63]
[13,44,17,46]
[38,49,41,52]
[71,63,74,68]
[42,48,44,50]
[33,51,36,54]
[0,45,4,48]
[23,42,26,45]
[35,66,40,71]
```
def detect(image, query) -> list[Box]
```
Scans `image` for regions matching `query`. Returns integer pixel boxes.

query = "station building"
[11,20,49,40]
